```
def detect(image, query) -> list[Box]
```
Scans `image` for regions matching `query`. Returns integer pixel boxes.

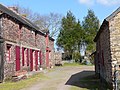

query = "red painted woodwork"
[102,51,104,66]
[16,46,20,71]
[35,51,38,71]
[22,47,24,66]
[27,49,29,66]
[30,49,33,71]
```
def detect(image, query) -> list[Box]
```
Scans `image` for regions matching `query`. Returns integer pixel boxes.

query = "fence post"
[114,64,119,90]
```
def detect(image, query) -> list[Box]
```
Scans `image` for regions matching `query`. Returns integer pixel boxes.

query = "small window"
[19,24,22,30]
[6,45,11,62]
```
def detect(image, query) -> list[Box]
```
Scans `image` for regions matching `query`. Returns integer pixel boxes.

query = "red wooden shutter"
[35,51,38,71]
[27,49,29,66]
[22,47,24,66]
[30,49,33,71]
[16,46,20,71]
[102,51,104,66]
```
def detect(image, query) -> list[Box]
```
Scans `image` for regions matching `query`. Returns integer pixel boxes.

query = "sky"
[0,0,120,53]
[0,0,120,23]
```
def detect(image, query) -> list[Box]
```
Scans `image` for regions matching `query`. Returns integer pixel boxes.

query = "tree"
[13,4,62,38]
[82,9,100,52]
[72,51,81,62]
[57,11,83,59]
[33,13,62,37]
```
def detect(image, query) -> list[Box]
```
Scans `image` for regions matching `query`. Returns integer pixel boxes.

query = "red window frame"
[102,51,104,66]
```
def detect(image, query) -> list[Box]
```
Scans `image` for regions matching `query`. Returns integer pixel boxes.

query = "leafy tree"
[82,9,100,52]
[57,11,83,59]
[57,11,76,56]
[72,52,81,62]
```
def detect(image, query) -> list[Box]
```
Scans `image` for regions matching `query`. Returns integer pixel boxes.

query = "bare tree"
[33,13,62,37]
[13,4,62,38]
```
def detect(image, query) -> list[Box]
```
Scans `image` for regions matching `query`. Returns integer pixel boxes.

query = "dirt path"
[21,65,94,90]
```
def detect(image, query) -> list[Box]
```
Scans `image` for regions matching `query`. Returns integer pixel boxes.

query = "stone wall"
[49,39,55,66]
[95,21,112,87]
[54,51,62,65]
[1,14,47,80]
[109,12,120,87]
[95,11,120,89]
[36,33,46,68]
[109,12,120,63]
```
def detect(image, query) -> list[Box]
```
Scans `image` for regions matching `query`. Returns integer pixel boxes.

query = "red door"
[27,49,29,66]
[22,47,24,66]
[30,49,33,71]
[35,51,38,71]
[16,46,20,71]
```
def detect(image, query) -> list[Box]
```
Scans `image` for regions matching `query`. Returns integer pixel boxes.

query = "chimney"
[8,7,18,14]
[21,14,27,18]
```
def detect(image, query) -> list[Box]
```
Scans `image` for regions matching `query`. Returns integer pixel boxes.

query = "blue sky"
[0,0,119,53]
[0,0,120,23]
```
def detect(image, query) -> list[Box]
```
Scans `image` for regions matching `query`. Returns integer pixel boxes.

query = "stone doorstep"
[12,70,28,82]
[12,68,48,82]
[15,70,28,76]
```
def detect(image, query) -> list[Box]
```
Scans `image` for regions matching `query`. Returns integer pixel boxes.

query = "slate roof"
[0,4,54,41]
[0,4,39,30]
[94,7,120,42]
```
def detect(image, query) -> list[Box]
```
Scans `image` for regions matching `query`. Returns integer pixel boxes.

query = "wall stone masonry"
[94,8,120,89]
[0,4,55,82]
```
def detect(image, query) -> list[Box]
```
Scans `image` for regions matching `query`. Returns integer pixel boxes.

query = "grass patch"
[70,86,88,90]
[63,62,83,66]
[0,73,48,90]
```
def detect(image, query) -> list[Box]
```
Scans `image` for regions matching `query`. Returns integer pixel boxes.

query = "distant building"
[54,51,62,66]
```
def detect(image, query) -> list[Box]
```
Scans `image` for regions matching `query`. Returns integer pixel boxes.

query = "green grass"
[0,73,48,90]
[63,62,83,66]
[70,86,88,90]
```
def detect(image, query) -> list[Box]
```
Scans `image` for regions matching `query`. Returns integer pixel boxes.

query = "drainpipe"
[0,16,4,82]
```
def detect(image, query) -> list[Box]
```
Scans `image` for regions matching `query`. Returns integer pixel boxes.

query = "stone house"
[94,7,120,89]
[0,4,54,82]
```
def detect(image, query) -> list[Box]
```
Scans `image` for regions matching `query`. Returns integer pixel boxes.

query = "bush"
[72,52,81,62]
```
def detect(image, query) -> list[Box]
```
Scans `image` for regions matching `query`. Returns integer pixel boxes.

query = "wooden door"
[16,46,20,71]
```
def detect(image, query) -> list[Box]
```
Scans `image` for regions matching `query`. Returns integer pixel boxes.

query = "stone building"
[0,4,54,82]
[54,51,62,66]
[94,7,120,89]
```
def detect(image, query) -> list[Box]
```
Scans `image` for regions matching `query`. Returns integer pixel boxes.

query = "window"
[6,45,11,62]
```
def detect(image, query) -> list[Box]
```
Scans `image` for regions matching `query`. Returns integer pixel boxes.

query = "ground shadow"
[65,71,107,90]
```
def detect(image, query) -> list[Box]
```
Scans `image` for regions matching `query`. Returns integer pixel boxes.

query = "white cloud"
[97,0,120,6]
[78,0,120,6]
[79,0,95,6]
